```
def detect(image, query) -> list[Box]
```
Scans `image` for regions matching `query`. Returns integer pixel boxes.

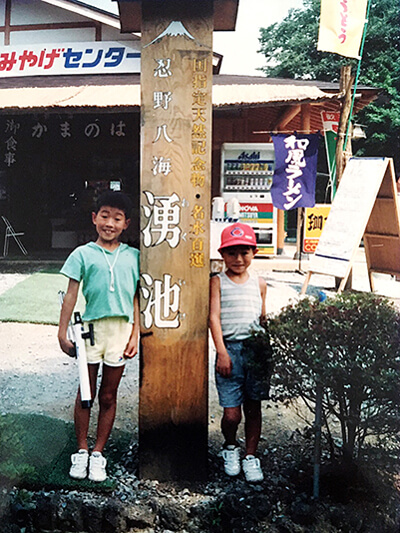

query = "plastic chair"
[2,216,28,256]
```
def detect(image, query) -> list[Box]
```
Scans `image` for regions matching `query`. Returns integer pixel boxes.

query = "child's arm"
[209,275,232,377]
[259,276,267,321]
[58,278,80,356]
[124,287,140,359]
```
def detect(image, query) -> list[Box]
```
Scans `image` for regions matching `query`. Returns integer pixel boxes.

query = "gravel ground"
[1,251,400,436]
[0,263,307,438]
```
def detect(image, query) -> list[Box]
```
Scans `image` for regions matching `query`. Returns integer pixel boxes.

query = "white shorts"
[84,317,133,367]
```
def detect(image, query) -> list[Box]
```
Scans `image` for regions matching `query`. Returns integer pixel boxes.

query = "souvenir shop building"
[0,0,378,254]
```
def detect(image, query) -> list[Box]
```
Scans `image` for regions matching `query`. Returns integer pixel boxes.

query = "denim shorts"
[215,340,269,408]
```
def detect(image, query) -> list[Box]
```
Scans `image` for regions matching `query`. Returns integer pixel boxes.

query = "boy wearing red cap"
[209,223,267,483]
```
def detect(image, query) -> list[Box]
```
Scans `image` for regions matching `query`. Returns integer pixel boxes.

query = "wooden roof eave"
[213,96,341,112]
[40,0,123,30]
[114,0,239,32]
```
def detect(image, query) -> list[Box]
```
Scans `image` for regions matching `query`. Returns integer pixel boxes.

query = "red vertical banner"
[139,0,212,480]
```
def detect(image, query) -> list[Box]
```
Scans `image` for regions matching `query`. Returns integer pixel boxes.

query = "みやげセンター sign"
[0,42,140,77]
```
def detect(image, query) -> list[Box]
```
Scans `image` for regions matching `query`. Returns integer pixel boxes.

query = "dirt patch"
[0,321,309,442]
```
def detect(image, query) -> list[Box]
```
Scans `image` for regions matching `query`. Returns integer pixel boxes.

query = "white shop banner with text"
[0,41,141,78]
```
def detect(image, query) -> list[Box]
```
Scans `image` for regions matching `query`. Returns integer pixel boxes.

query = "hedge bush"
[268,292,400,465]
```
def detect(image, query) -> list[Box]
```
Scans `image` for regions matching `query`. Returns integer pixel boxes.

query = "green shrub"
[269,292,400,465]
[243,320,274,398]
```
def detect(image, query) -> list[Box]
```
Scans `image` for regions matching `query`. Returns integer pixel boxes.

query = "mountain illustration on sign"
[144,21,203,48]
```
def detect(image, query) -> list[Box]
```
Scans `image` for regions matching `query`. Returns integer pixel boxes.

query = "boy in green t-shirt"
[58,191,140,482]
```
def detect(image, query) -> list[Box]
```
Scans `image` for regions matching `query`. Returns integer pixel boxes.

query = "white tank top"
[218,271,262,341]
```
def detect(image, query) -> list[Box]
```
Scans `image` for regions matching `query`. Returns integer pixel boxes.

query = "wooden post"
[335,65,354,185]
[139,0,212,480]
[313,382,323,500]
[335,66,354,289]
[276,209,285,255]
[295,104,311,260]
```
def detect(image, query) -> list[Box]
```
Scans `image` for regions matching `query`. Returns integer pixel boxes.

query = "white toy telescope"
[59,291,94,409]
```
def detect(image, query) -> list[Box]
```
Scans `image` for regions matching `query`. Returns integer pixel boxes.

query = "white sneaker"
[89,451,107,482]
[222,445,241,476]
[69,449,89,479]
[242,455,264,483]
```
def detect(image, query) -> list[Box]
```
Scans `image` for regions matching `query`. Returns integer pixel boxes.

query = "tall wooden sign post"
[139,0,213,480]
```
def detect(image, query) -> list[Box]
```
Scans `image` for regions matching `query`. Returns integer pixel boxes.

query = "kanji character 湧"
[142,191,181,248]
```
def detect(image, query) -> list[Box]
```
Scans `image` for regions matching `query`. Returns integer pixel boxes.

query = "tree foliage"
[258,0,400,169]
[268,292,400,466]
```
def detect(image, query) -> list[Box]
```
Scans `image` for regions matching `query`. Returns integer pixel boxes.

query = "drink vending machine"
[220,143,277,256]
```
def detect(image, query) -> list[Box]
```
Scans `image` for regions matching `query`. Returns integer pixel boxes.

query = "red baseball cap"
[218,223,258,253]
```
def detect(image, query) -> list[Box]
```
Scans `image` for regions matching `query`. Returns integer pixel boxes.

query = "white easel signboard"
[301,157,399,294]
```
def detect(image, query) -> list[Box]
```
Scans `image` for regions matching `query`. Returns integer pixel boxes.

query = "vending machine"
[220,143,277,256]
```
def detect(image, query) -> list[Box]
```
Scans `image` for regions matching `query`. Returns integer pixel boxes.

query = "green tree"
[268,293,400,466]
[258,0,400,170]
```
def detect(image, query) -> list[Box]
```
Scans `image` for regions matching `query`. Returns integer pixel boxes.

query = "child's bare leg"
[74,363,99,450]
[221,406,242,447]
[243,398,261,456]
[93,365,124,453]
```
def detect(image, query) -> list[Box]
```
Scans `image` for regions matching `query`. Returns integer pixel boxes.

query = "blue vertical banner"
[270,133,320,210]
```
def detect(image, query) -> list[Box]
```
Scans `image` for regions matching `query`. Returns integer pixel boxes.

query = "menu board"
[308,157,390,279]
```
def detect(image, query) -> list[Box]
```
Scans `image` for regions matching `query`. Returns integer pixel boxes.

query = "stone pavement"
[253,243,400,307]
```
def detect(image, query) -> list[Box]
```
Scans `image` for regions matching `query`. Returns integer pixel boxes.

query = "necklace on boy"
[101,245,121,292]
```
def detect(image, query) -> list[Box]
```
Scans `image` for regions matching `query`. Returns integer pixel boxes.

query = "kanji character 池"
[141,273,181,328]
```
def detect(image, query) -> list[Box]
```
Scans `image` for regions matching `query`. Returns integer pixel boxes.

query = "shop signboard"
[0,41,140,77]
[270,133,320,211]
[238,202,273,224]
[303,204,331,253]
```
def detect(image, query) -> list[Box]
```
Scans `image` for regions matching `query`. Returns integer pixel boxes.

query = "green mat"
[0,273,84,325]
[0,413,131,491]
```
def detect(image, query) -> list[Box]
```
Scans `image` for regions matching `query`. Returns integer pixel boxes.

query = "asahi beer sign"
[0,42,140,77]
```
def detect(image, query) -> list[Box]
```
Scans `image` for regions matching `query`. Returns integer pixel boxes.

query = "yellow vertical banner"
[303,204,331,253]
[317,0,368,59]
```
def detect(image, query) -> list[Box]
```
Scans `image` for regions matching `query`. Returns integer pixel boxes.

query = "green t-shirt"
[60,242,140,323]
